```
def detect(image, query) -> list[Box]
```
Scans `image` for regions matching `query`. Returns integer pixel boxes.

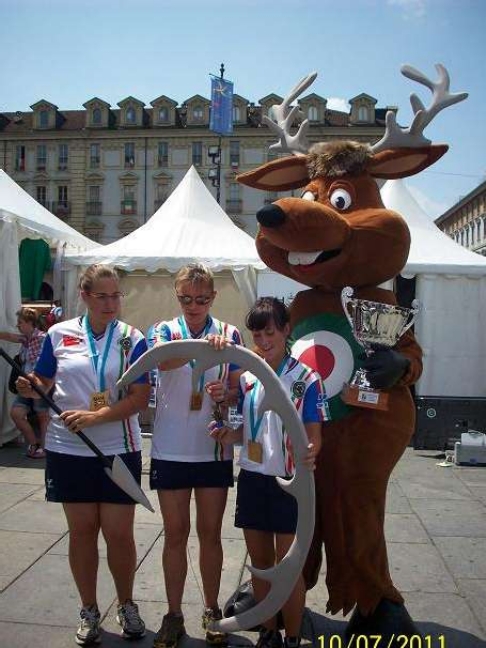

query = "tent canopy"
[381,179,486,277]
[382,179,486,399]
[65,166,265,272]
[0,169,98,250]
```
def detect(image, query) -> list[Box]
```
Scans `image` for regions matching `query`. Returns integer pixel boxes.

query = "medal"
[190,392,203,410]
[248,440,263,464]
[90,390,110,411]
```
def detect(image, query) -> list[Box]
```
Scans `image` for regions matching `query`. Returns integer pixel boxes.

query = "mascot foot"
[345,599,421,645]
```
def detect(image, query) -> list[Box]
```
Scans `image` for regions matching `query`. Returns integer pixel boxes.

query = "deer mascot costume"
[237,65,467,640]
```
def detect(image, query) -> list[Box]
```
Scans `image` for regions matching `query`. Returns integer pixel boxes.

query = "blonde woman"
[148,263,243,648]
[16,264,150,646]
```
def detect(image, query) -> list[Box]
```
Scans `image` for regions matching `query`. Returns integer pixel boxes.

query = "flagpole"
[216,63,224,204]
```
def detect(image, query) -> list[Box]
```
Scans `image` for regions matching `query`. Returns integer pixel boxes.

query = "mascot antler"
[117,340,315,632]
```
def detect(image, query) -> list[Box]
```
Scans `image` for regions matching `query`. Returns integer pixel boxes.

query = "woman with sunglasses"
[147,263,243,648]
[16,264,150,646]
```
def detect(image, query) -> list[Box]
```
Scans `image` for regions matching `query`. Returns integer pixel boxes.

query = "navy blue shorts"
[150,459,234,490]
[235,469,297,534]
[45,450,142,504]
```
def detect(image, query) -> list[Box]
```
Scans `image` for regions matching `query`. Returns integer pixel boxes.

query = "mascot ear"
[368,145,448,179]
[237,156,310,191]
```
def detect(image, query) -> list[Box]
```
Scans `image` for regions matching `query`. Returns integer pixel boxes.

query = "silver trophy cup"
[341,286,420,409]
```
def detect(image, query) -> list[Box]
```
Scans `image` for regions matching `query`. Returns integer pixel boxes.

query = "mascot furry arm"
[237,65,467,640]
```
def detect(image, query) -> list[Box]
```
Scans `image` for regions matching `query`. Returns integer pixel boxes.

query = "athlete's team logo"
[291,381,306,399]
[119,336,132,351]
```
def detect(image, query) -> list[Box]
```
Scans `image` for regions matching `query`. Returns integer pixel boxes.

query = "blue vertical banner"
[210,75,234,135]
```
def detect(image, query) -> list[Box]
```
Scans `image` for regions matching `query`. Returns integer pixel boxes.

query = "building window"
[308,106,318,121]
[36,185,47,206]
[358,106,369,122]
[54,185,69,216]
[39,110,49,128]
[230,140,240,167]
[58,185,68,203]
[58,143,68,170]
[158,141,169,167]
[193,106,204,121]
[125,142,135,168]
[15,145,26,171]
[154,184,169,210]
[87,185,102,216]
[90,143,100,169]
[92,108,102,125]
[126,107,136,124]
[192,141,202,166]
[233,106,241,123]
[36,144,47,171]
[121,185,137,214]
[226,182,242,213]
[158,107,169,123]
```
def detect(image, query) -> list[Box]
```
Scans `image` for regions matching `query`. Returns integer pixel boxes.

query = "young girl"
[209,297,329,648]
[0,307,49,457]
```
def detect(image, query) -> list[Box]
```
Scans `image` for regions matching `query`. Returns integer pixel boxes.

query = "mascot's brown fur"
[237,66,467,639]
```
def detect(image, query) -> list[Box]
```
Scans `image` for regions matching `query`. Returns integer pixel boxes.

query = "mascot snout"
[257,203,287,228]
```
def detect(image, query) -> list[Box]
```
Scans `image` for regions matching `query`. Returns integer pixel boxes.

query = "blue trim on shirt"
[302,380,322,423]
[35,334,56,379]
[130,338,149,384]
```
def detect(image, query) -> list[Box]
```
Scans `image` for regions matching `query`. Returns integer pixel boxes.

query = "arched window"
[193,106,204,121]
[39,110,49,127]
[92,108,102,125]
[233,106,241,123]
[126,107,136,124]
[158,107,168,123]
[308,106,318,121]
[358,106,369,122]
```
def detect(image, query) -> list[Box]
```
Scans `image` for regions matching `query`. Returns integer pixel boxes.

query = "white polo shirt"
[238,356,329,477]
[148,315,243,462]
[35,317,148,456]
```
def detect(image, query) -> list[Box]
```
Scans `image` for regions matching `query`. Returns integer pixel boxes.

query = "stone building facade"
[435,179,486,257]
[0,89,392,242]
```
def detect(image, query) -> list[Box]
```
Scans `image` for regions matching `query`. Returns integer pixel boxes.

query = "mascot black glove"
[362,345,410,390]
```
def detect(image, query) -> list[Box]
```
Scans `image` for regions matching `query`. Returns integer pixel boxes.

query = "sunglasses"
[176,294,213,306]
[88,292,125,302]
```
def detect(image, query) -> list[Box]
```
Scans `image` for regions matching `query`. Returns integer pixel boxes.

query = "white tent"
[0,169,99,445]
[65,166,265,338]
[382,179,486,398]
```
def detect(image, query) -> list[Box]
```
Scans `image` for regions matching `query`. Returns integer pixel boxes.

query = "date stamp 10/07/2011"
[317,636,446,648]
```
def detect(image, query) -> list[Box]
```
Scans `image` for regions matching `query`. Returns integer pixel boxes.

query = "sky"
[1,0,485,219]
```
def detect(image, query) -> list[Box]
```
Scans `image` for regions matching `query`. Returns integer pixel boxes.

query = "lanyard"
[83,316,116,392]
[249,354,289,442]
[178,316,213,392]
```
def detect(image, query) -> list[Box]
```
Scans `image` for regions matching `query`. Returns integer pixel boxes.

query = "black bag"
[8,353,23,395]
[223,579,284,631]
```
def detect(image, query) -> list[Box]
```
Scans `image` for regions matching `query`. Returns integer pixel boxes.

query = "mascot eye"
[301,191,316,202]
[329,188,352,210]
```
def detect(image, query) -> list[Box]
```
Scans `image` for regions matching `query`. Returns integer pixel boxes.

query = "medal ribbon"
[83,316,117,392]
[249,354,289,442]
[179,316,212,393]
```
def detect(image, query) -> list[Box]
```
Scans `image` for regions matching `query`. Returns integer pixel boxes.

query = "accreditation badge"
[190,392,203,411]
[247,440,263,464]
[90,390,110,411]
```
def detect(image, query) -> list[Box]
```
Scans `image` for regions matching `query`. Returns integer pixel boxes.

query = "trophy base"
[341,383,389,411]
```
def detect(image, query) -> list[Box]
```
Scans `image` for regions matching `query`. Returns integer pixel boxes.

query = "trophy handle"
[400,299,420,336]
[341,286,355,330]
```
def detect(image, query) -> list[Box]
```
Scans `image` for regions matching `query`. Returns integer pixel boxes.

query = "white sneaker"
[75,604,101,645]
[116,599,146,639]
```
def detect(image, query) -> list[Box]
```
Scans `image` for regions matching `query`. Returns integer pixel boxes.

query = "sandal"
[26,444,38,458]
[27,444,45,458]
